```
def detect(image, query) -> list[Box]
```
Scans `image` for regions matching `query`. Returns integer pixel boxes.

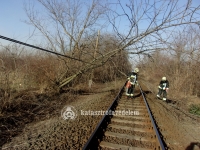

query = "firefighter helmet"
[134,68,139,73]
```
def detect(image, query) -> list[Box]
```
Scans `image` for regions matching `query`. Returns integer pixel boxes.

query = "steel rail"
[138,84,165,150]
[82,82,126,150]
[83,82,165,150]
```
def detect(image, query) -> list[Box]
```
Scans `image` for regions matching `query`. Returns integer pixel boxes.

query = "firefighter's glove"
[158,86,162,89]
[163,87,166,90]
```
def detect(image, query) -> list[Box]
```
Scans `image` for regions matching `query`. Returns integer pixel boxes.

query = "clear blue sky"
[0,0,131,45]
[0,0,35,45]
[0,0,200,46]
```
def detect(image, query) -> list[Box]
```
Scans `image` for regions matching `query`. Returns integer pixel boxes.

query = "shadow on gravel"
[61,88,116,95]
[133,90,151,98]
[133,93,142,98]
[143,91,151,95]
[166,99,177,104]
[185,142,200,150]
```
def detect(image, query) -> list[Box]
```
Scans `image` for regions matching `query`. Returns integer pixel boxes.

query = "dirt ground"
[141,81,200,150]
[1,80,124,150]
[1,79,200,150]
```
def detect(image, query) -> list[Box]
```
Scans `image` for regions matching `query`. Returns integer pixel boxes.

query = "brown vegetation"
[137,26,200,117]
[0,39,130,148]
[0,0,200,149]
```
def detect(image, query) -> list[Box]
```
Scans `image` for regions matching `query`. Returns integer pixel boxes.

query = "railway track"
[83,83,166,150]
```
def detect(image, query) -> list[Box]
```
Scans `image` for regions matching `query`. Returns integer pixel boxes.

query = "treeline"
[0,34,131,94]
[138,27,200,98]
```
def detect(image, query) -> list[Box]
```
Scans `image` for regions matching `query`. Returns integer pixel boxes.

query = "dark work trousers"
[158,89,167,98]
[127,84,135,97]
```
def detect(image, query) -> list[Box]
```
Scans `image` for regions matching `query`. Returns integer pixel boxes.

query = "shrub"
[189,104,200,116]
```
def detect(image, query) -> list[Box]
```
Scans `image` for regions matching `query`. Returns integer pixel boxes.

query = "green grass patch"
[189,104,200,116]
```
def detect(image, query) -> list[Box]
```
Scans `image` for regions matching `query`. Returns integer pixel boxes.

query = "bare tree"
[106,0,200,52]
[0,44,27,98]
[172,26,200,96]
[24,0,111,89]
[24,0,200,89]
[137,24,200,98]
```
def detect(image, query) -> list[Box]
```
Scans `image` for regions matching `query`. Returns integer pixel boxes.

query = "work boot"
[157,95,160,98]
[163,98,166,101]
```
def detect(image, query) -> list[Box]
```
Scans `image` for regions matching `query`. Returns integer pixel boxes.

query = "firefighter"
[126,68,139,98]
[157,77,169,101]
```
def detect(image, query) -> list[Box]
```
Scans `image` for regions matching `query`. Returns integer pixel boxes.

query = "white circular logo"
[61,106,77,120]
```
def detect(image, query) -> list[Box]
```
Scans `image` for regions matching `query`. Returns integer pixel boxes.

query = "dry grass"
[0,88,79,148]
[138,51,200,100]
[1,79,124,149]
